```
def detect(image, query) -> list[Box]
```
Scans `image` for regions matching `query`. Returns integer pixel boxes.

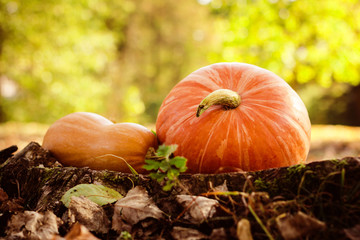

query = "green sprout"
[143,144,187,191]
[119,231,132,240]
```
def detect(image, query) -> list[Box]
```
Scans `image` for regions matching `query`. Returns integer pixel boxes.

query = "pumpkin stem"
[196,89,241,117]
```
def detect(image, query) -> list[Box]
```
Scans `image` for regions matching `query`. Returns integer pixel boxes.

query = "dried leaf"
[176,195,219,224]
[213,181,229,192]
[66,196,110,234]
[276,211,326,240]
[6,210,61,240]
[171,226,208,240]
[112,186,164,232]
[61,184,122,207]
[64,223,100,240]
[0,197,24,212]
[210,228,227,240]
[236,219,253,240]
[0,188,8,202]
[344,224,360,240]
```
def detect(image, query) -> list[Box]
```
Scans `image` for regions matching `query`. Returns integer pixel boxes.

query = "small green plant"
[143,144,187,191]
[119,231,132,240]
[287,163,308,176]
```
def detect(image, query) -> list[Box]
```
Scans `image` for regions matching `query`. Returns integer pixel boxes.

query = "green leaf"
[169,156,187,171]
[156,144,178,158]
[61,184,123,208]
[159,160,171,172]
[149,172,166,183]
[167,168,180,180]
[119,231,133,240]
[163,182,175,191]
[179,165,188,172]
[143,159,161,170]
[144,144,188,191]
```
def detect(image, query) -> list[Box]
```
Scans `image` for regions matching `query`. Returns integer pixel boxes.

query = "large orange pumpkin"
[156,63,311,173]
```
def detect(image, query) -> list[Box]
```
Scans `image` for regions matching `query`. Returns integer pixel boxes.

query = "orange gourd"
[156,63,311,173]
[42,112,158,173]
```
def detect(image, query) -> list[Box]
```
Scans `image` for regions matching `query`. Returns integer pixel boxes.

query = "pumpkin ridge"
[279,114,310,162]
[197,111,229,172]
[247,101,310,146]
[233,119,244,170]
[238,107,262,169]
[240,81,286,98]
[243,98,285,105]
[237,67,262,90]
[256,105,310,166]
[188,72,222,89]
[203,67,224,87]
[228,63,234,90]
[236,118,250,170]
[250,109,293,168]
[175,80,215,93]
[233,70,249,94]
[219,112,233,165]
[164,112,194,141]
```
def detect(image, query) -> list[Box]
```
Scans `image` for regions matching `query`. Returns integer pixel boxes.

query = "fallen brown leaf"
[276,211,326,240]
[65,222,100,240]
[65,196,110,234]
[0,197,24,213]
[209,228,227,240]
[6,210,62,240]
[176,195,219,224]
[0,188,8,202]
[171,226,208,240]
[212,180,229,192]
[112,186,164,233]
[51,223,100,240]
[344,224,360,240]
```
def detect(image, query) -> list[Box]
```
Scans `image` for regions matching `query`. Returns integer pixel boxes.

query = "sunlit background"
[1,0,360,159]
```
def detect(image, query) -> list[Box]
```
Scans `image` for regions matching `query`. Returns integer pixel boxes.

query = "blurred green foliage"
[0,0,359,125]
[209,0,360,87]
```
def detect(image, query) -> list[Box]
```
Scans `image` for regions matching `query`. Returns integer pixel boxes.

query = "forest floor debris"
[0,142,360,239]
